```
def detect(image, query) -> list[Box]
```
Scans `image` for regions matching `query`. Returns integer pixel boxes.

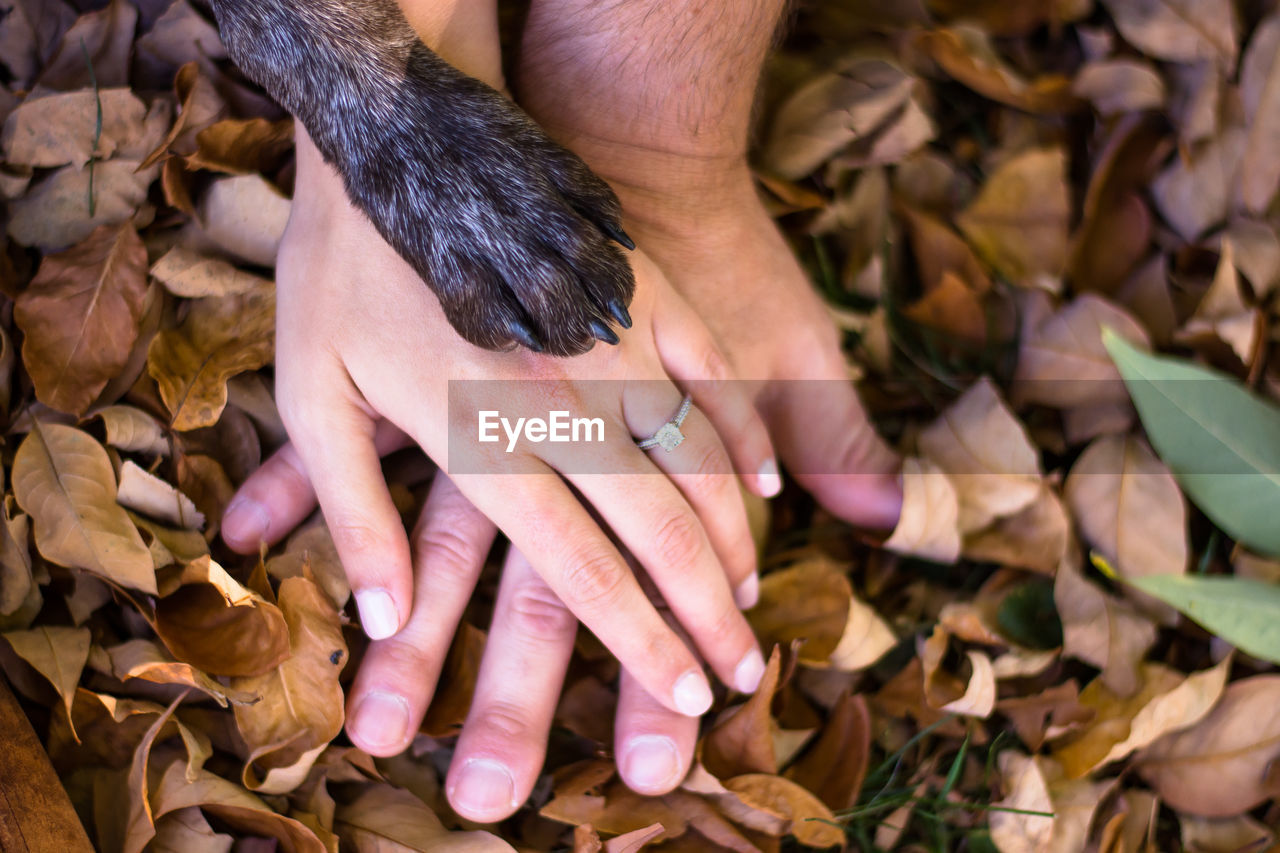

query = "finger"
[764,375,902,530]
[566,422,765,696]
[346,474,497,755]
[446,462,714,718]
[222,422,413,553]
[285,400,413,641]
[627,393,759,609]
[615,665,698,795]
[446,549,576,822]
[652,290,780,499]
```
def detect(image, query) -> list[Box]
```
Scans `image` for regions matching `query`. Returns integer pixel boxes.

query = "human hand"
[227,125,776,726]
[225,457,706,820]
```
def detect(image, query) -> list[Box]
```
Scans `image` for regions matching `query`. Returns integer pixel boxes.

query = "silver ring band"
[636,394,694,452]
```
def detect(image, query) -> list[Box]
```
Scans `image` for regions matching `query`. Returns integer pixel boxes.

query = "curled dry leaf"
[1054,557,1156,697]
[266,522,350,610]
[962,485,1070,574]
[747,559,850,665]
[784,692,870,812]
[150,807,234,853]
[147,278,275,431]
[884,456,961,562]
[956,148,1071,286]
[107,638,258,707]
[187,117,294,176]
[1181,814,1277,853]
[95,405,170,457]
[1136,675,1280,817]
[919,377,1042,534]
[1065,434,1187,592]
[150,246,272,299]
[2,625,90,738]
[1071,59,1166,116]
[917,26,1078,114]
[703,646,781,779]
[335,784,517,852]
[117,460,205,529]
[0,502,34,618]
[230,576,347,790]
[12,421,155,593]
[153,556,290,677]
[15,223,149,416]
[722,774,845,849]
[1177,239,1261,366]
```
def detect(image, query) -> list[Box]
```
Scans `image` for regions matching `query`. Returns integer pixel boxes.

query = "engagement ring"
[636,394,694,452]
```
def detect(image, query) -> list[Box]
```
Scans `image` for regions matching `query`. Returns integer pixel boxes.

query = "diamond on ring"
[637,395,694,453]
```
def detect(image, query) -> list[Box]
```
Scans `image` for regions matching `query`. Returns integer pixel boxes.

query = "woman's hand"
[229,125,775,719]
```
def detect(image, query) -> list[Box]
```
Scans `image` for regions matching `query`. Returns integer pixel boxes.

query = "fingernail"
[355,589,400,640]
[620,735,681,792]
[734,573,759,610]
[673,670,713,716]
[758,459,782,498]
[351,690,409,751]
[449,758,518,817]
[222,497,268,546]
[735,648,766,694]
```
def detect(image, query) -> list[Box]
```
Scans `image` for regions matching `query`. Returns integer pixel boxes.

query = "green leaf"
[1102,329,1280,556]
[1126,575,1280,664]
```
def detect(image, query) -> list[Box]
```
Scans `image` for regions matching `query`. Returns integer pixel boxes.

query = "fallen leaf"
[917,26,1078,114]
[1072,59,1165,116]
[147,279,275,431]
[37,0,136,90]
[95,405,170,457]
[1150,127,1246,242]
[153,556,290,677]
[1065,434,1188,594]
[2,625,90,737]
[962,485,1070,574]
[230,576,346,791]
[266,522,350,610]
[14,223,149,415]
[722,774,845,848]
[12,421,155,593]
[107,638,258,707]
[1181,814,1277,853]
[1240,13,1280,214]
[186,118,294,175]
[956,148,1071,286]
[783,692,870,811]
[2,89,149,169]
[997,681,1093,751]
[1055,556,1156,697]
[6,158,157,250]
[703,646,781,779]
[827,590,897,671]
[335,785,517,851]
[151,807,234,853]
[196,174,290,267]
[0,502,34,618]
[1136,675,1280,817]
[1176,239,1261,366]
[1099,0,1239,68]
[989,751,1054,853]
[884,456,961,562]
[1222,219,1280,298]
[747,559,851,665]
[117,460,205,529]
[150,246,271,299]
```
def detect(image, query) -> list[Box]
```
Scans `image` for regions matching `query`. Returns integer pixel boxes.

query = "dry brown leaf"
[141,62,228,169]
[266,522,350,610]
[962,485,1070,574]
[827,591,896,672]
[0,501,34,618]
[1064,434,1188,592]
[14,223,149,415]
[901,271,989,348]
[0,0,76,87]
[335,785,516,851]
[997,681,1093,751]
[187,118,294,175]
[95,405,170,457]
[783,693,869,812]
[761,56,917,179]
[919,377,1042,534]
[703,646,781,779]
[151,807,234,853]
[1012,293,1149,410]
[1136,675,1280,817]
[147,279,275,431]
[1177,239,1261,365]
[12,422,155,593]
[722,774,845,848]
[2,625,90,738]
[230,576,346,791]
[117,460,204,529]
[920,626,997,718]
[197,174,291,267]
[603,823,665,853]
[107,638,258,707]
[901,206,992,295]
[884,456,961,562]
[153,556,290,677]
[150,246,271,299]
[1054,557,1156,698]
[1240,13,1280,214]
[1151,127,1246,242]
[956,147,1071,286]
[543,780,689,841]
[1181,814,1277,853]
[1100,0,1238,68]
[421,622,485,737]
[747,559,850,665]
[917,26,1078,114]
[1222,219,1280,298]
[7,158,157,250]
[989,752,1054,852]
[134,0,226,80]
[37,0,135,90]
[1072,59,1165,116]
[1,88,148,169]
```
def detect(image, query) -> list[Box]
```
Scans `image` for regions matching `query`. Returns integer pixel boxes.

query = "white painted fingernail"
[735,648,766,694]
[355,588,399,640]
[673,670,713,716]
[758,459,782,497]
[621,735,682,792]
[734,573,759,610]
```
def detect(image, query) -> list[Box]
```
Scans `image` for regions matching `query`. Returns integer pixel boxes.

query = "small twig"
[81,39,102,217]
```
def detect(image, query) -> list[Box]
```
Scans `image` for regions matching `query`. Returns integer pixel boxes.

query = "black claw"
[509,320,544,353]
[607,299,633,330]
[601,221,636,251]
[590,319,620,345]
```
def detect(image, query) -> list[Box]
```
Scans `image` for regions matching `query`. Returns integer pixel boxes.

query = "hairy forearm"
[519,0,788,158]
[395,0,503,87]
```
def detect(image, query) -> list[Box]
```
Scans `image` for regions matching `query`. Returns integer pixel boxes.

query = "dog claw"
[607,299,633,330]
[601,221,636,251]
[591,319,620,345]
[509,320,545,353]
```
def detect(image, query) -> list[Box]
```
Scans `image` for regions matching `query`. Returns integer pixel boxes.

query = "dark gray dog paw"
[209,0,635,356]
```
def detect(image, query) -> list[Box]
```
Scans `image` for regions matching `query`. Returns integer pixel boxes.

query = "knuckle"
[368,635,436,679]
[413,523,483,585]
[651,511,706,569]
[506,582,576,641]
[329,517,391,561]
[698,345,733,391]
[558,548,627,610]
[687,443,728,480]
[476,699,534,742]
